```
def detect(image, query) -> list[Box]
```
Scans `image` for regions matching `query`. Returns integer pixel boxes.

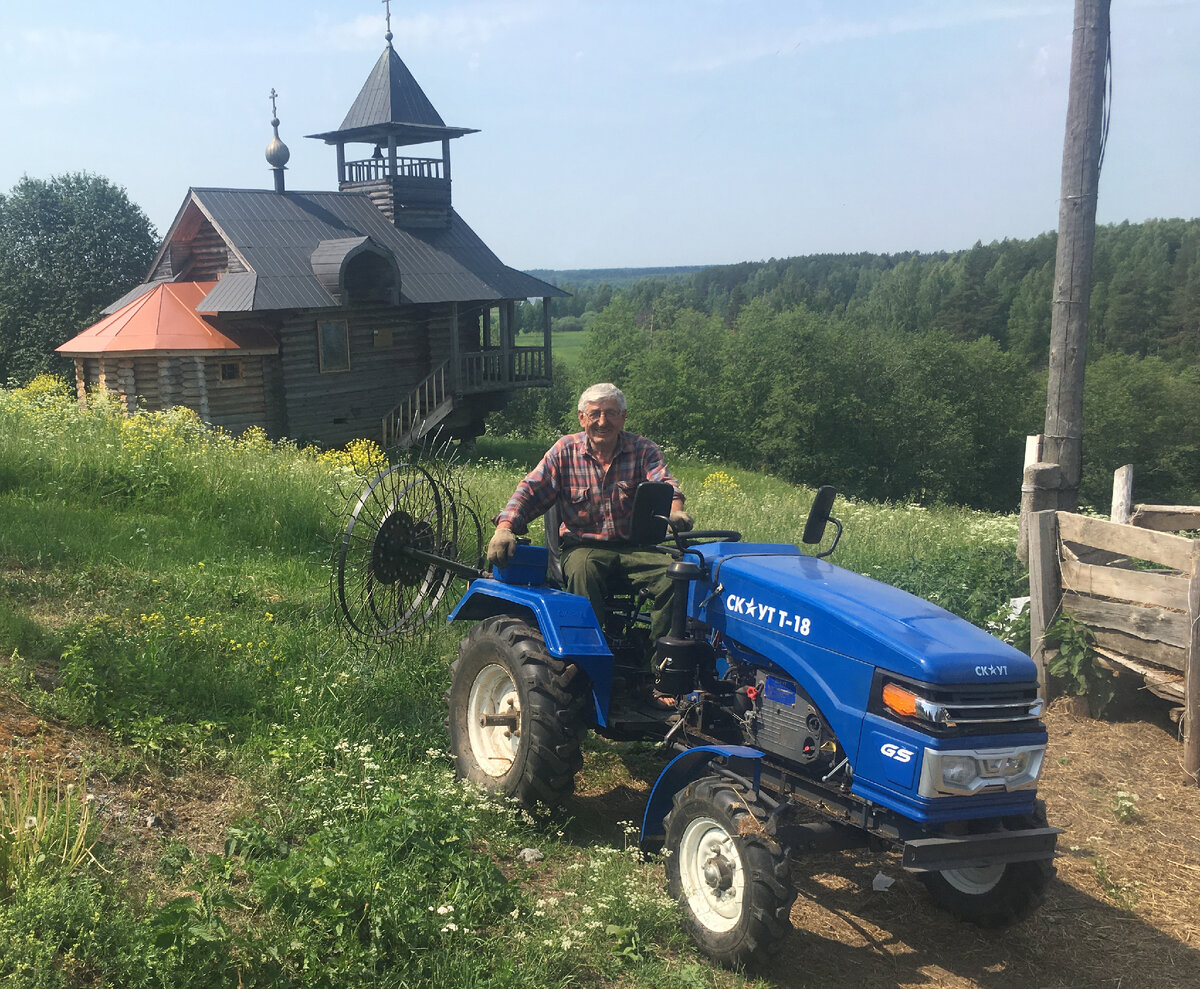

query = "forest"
[503,217,1200,512]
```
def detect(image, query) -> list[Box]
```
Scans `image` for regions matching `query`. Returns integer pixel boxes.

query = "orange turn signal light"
[882,683,919,718]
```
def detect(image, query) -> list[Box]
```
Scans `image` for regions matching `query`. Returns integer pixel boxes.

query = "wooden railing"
[381,361,450,449]
[345,156,444,183]
[458,347,547,391]
[381,347,550,448]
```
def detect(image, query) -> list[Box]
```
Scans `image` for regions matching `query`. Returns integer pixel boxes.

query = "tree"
[1080,354,1200,508]
[0,173,157,385]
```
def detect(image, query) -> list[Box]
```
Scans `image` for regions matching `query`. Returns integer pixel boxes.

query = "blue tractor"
[335,466,1058,967]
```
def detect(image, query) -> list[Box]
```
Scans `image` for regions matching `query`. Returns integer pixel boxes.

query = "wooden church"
[57,20,563,449]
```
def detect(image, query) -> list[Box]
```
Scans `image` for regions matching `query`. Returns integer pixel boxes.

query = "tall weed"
[0,767,101,902]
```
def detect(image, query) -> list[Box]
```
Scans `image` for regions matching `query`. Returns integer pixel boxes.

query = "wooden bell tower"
[304,6,478,228]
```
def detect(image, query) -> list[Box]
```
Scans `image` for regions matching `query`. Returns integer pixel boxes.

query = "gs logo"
[880,743,915,764]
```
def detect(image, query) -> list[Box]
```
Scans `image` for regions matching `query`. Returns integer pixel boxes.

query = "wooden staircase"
[382,361,455,449]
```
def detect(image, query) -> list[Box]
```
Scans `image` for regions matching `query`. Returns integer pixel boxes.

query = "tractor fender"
[448,579,616,725]
[640,744,765,851]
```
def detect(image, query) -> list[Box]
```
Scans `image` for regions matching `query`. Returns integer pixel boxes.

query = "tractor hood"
[689,543,1035,686]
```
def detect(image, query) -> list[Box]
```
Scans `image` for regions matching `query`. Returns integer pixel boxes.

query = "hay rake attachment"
[332,460,487,644]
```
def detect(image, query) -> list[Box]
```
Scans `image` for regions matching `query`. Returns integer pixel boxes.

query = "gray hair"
[577,383,626,412]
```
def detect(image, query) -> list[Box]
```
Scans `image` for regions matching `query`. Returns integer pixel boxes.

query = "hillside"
[1,382,1198,988]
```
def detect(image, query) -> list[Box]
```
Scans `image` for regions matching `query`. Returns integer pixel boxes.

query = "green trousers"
[560,543,674,643]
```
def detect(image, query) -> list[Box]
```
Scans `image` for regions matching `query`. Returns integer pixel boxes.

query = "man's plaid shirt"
[495,430,683,542]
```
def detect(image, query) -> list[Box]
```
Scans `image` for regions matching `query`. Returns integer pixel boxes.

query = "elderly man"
[487,383,692,652]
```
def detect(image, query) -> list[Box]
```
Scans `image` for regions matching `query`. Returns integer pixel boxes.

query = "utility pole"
[1042,0,1111,511]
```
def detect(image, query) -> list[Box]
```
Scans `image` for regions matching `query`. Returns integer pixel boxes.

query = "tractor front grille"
[871,672,1045,737]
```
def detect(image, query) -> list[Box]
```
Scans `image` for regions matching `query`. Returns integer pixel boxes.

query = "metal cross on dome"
[269,88,279,118]
[382,0,392,39]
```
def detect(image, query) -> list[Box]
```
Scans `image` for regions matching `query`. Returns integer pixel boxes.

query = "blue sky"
[1,1,1196,270]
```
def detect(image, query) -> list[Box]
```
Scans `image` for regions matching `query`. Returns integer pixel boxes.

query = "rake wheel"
[333,461,483,642]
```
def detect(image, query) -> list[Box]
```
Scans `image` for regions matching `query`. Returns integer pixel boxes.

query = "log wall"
[148,213,246,283]
[277,302,432,446]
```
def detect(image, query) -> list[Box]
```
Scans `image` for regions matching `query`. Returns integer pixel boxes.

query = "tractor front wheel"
[664,777,795,967]
[919,800,1055,927]
[446,615,586,808]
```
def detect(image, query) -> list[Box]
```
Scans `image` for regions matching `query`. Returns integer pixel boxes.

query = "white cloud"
[668,2,1068,74]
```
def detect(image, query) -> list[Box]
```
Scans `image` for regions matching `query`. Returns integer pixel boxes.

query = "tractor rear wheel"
[919,799,1055,927]
[446,615,586,808]
[664,776,795,967]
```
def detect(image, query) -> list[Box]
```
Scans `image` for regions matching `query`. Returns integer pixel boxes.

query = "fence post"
[1111,464,1134,524]
[1018,435,1043,564]
[1027,510,1062,695]
[1185,542,1200,785]
[1019,460,1061,565]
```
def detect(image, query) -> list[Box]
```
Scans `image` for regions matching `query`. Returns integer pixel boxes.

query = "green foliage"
[867,544,1025,630]
[573,297,1041,510]
[1111,790,1140,824]
[484,366,575,442]
[0,173,157,386]
[1092,855,1140,911]
[519,219,1200,510]
[1079,353,1200,509]
[1044,612,1116,715]
[0,875,148,989]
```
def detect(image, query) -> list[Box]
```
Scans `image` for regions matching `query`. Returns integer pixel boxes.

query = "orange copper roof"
[57,281,277,356]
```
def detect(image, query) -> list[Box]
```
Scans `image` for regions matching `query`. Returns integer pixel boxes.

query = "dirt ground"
[0,691,247,876]
[3,689,1199,989]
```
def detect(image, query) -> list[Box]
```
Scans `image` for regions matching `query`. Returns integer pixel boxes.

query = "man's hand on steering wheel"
[669,508,694,532]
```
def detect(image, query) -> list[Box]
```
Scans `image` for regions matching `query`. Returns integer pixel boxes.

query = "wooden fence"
[1027,494,1200,785]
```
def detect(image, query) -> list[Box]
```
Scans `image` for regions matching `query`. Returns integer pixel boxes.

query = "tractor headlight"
[919,745,1045,797]
[939,755,978,788]
[980,752,1031,778]
[881,683,950,725]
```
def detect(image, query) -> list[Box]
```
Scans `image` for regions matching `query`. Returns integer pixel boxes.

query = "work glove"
[669,509,694,532]
[487,527,518,568]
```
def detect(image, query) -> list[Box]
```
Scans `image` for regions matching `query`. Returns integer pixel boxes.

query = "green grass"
[0,376,1025,987]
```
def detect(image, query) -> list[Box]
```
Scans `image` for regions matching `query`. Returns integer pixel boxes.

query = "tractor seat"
[541,481,675,592]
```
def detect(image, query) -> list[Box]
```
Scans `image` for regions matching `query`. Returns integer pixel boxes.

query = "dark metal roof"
[162,187,564,313]
[305,45,478,148]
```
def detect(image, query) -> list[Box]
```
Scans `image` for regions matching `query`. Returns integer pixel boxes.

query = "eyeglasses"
[581,407,623,423]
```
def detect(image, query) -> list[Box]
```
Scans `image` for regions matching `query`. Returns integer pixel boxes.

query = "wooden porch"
[382,299,553,449]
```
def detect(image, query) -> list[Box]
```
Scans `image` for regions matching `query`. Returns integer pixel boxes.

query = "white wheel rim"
[466,663,521,778]
[677,815,746,933]
[941,863,1005,895]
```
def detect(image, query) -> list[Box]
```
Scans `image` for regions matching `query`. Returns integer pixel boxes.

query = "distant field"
[525,265,705,288]
[517,329,589,370]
